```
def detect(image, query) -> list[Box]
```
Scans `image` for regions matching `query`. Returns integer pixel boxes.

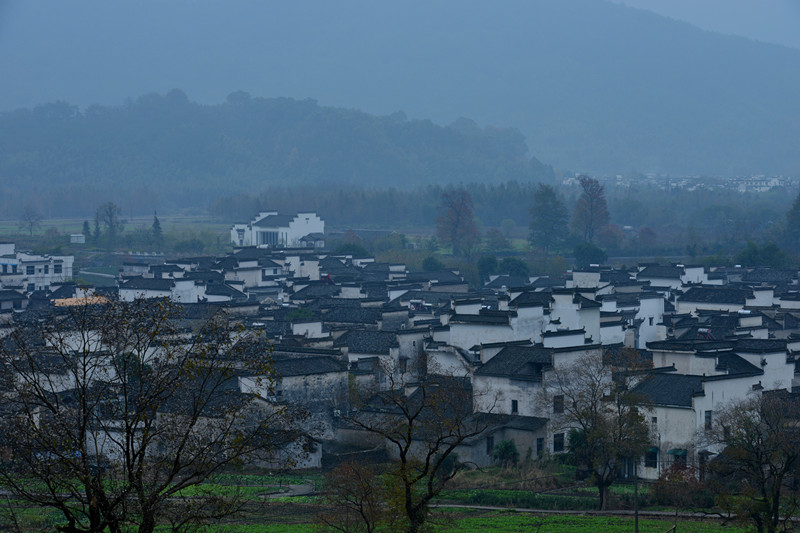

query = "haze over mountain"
[1,0,799,176]
[0,94,552,216]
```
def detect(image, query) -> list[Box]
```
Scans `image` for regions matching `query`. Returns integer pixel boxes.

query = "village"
[3,209,799,490]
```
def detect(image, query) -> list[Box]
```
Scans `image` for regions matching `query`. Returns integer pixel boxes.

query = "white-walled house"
[231,212,324,248]
[0,243,74,292]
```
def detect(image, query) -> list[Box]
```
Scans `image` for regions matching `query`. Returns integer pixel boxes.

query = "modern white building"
[230,212,324,248]
[0,242,74,292]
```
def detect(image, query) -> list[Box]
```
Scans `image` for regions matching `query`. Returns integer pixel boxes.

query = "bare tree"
[0,298,302,533]
[343,359,491,533]
[706,390,800,533]
[544,350,650,510]
[96,202,123,244]
[18,204,43,236]
[316,461,400,533]
[436,188,480,257]
[571,176,609,244]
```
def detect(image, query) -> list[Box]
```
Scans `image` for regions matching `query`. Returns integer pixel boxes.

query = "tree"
[706,391,800,533]
[785,192,800,254]
[82,220,91,238]
[421,256,445,271]
[545,351,651,510]
[500,218,516,238]
[476,255,498,282]
[492,440,519,467]
[93,213,101,243]
[574,242,607,269]
[436,188,479,257]
[96,202,123,244]
[651,464,714,530]
[483,228,510,253]
[735,241,788,268]
[498,256,530,277]
[529,184,569,255]
[316,461,401,533]
[151,212,163,249]
[18,204,42,236]
[345,360,491,533]
[571,176,610,244]
[0,298,302,533]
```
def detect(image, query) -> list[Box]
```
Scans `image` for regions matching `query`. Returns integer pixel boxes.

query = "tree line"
[0,91,553,217]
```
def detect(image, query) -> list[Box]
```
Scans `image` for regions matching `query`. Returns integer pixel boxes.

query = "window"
[674,453,687,467]
[651,416,657,425]
[44,265,49,274]
[536,438,544,457]
[1,264,6,273]
[486,435,495,455]
[553,395,564,414]
[26,283,35,292]
[511,399,518,414]
[649,317,654,326]
[645,448,658,468]
[705,410,713,431]
[54,264,62,274]
[26,265,34,275]
[553,433,565,452]
[399,358,407,373]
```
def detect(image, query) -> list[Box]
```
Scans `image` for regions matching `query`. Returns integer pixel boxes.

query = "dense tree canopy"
[529,184,569,254]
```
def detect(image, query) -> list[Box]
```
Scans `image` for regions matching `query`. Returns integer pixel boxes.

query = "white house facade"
[230,212,324,248]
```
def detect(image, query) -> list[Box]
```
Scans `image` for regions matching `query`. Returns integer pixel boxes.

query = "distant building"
[70,234,86,244]
[0,242,74,292]
[230,211,324,248]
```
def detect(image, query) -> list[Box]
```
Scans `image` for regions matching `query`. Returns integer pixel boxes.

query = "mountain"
[0,93,552,216]
[1,0,799,176]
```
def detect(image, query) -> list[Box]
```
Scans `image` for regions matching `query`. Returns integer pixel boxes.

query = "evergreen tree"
[93,213,101,243]
[529,184,569,255]
[82,220,91,238]
[152,212,163,249]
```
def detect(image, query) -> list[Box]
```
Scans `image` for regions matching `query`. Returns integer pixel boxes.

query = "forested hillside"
[0,92,553,217]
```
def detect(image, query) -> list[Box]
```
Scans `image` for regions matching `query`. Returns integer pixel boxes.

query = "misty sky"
[1,0,798,113]
[610,0,800,50]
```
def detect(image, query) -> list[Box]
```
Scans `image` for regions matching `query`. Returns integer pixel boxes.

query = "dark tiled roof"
[291,283,341,300]
[575,294,601,308]
[272,355,347,377]
[484,275,531,289]
[205,284,247,299]
[475,345,552,378]
[406,270,464,283]
[0,289,27,301]
[647,339,735,352]
[322,307,382,324]
[715,352,761,375]
[734,339,787,353]
[638,265,684,279]
[743,268,796,284]
[601,270,635,284]
[253,214,296,227]
[632,373,704,407]
[450,312,511,326]
[509,291,552,308]
[120,278,173,291]
[679,287,753,305]
[333,330,398,355]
